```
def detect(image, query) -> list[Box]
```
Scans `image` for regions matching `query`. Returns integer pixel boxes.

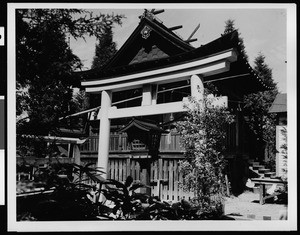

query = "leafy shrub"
[17,160,228,221]
[176,95,234,217]
[17,161,106,221]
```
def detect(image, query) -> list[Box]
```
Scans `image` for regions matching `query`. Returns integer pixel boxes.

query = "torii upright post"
[190,74,204,107]
[97,90,112,179]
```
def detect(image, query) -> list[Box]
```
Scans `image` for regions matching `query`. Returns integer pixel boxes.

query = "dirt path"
[224,191,287,220]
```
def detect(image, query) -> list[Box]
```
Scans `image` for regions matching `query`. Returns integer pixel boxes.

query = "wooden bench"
[251,178,287,205]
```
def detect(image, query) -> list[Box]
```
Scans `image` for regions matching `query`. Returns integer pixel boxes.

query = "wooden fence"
[79,130,236,201]
[17,157,74,181]
[17,127,235,201]
[81,156,194,202]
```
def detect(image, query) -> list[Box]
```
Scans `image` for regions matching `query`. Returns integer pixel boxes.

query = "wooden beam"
[108,100,186,119]
[187,23,200,41]
[98,96,228,119]
[185,38,197,43]
[169,25,183,31]
[28,135,88,145]
[152,9,165,15]
[85,60,232,93]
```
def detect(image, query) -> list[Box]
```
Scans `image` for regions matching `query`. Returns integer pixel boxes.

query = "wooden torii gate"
[81,49,235,179]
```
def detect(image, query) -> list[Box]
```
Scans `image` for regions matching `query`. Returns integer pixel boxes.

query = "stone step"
[251,161,261,166]
[270,174,279,179]
[252,165,264,170]
[258,168,270,173]
[264,172,276,178]
[253,170,272,179]
[248,161,275,179]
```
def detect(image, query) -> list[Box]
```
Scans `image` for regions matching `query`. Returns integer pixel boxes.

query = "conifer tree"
[223,19,248,61]
[87,25,118,109]
[16,9,123,157]
[91,25,117,69]
[223,19,278,162]
[243,53,278,162]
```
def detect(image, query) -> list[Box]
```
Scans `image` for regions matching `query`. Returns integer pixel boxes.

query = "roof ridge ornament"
[139,9,164,22]
[139,9,155,21]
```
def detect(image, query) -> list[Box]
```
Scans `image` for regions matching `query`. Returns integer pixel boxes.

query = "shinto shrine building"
[71,9,271,198]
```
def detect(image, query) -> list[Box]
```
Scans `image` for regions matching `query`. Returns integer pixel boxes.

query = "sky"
[70,5,290,93]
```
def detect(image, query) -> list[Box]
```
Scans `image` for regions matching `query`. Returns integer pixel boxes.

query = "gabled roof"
[102,10,194,69]
[76,10,271,98]
[118,118,168,133]
[269,93,287,113]
[51,127,88,139]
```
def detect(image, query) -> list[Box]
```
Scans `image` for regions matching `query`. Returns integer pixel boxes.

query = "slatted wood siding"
[149,157,194,201]
[81,156,194,202]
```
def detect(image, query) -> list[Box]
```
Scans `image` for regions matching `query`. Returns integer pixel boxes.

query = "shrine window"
[131,139,147,150]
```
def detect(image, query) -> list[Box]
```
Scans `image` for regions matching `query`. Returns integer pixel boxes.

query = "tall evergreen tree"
[16,9,123,157]
[223,19,235,35]
[243,53,278,162]
[223,19,248,61]
[86,25,118,110]
[223,19,278,162]
[91,25,117,69]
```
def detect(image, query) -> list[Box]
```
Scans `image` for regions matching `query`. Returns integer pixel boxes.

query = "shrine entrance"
[117,118,168,194]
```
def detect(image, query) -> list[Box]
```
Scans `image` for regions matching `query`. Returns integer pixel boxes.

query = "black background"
[0,0,297,234]
[0,1,6,234]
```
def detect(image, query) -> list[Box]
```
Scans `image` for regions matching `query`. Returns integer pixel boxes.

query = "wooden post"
[142,84,152,106]
[72,144,81,182]
[225,174,230,196]
[151,84,158,105]
[139,159,151,195]
[189,74,204,112]
[73,144,81,165]
[190,74,204,102]
[97,90,112,179]
[259,183,266,205]
[126,157,131,178]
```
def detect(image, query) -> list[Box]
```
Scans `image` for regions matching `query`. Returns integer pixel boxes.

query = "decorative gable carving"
[141,25,152,39]
[129,45,168,65]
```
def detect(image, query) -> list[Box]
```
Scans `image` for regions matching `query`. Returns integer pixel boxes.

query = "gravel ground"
[224,190,287,220]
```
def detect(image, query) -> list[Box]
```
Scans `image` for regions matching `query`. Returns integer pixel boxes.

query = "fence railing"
[80,132,184,153]
[17,125,236,201]
[80,124,236,154]
[17,157,74,181]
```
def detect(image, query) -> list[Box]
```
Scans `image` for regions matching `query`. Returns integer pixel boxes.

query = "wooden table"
[251,178,287,205]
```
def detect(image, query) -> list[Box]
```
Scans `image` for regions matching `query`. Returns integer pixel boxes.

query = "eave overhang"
[82,48,237,93]
[20,134,87,145]
[76,30,271,97]
[117,118,168,133]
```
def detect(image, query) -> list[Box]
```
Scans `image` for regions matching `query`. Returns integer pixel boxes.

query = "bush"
[176,95,234,217]
[17,161,106,221]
